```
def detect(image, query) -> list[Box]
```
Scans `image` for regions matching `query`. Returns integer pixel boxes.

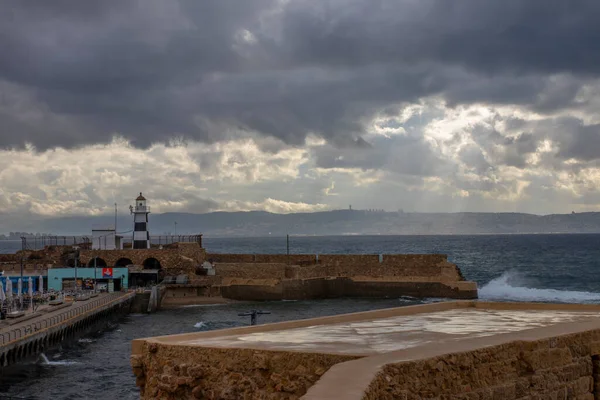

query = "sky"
[1,0,600,220]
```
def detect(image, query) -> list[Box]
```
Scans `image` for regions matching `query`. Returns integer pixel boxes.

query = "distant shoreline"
[2,232,600,256]
[4,231,600,239]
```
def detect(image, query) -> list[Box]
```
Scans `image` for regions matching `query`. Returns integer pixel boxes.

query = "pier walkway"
[0,291,134,366]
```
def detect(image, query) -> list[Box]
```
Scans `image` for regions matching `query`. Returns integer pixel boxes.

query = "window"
[133,240,147,249]
[135,222,147,231]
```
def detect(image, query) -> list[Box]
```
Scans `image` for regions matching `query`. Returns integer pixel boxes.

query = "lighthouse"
[130,192,150,249]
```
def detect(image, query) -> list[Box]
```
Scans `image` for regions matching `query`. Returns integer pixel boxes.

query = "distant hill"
[2,210,600,236]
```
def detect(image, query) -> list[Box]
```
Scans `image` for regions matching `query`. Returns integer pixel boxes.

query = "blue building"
[47,267,128,292]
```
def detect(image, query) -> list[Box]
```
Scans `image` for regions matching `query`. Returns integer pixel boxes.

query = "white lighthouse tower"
[130,192,150,249]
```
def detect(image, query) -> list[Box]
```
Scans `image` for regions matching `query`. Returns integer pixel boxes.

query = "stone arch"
[143,257,162,270]
[87,257,107,268]
[115,257,134,268]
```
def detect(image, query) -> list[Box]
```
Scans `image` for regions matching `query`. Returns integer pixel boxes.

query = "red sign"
[102,268,113,278]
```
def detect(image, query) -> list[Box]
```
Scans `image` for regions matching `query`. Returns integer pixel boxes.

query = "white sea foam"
[479,271,600,303]
[194,321,207,328]
[78,338,94,343]
[38,353,79,366]
[44,360,80,366]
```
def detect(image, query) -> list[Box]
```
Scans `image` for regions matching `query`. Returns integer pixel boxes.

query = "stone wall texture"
[219,278,477,301]
[0,245,71,270]
[131,342,359,400]
[80,242,206,277]
[132,303,600,400]
[364,330,600,400]
[208,253,464,281]
[214,263,289,280]
[205,253,476,300]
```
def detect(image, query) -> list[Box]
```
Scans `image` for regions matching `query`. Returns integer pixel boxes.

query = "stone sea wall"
[207,253,449,270]
[214,263,289,279]
[207,253,463,280]
[133,332,600,400]
[132,302,600,400]
[219,278,477,301]
[206,253,476,300]
[364,330,600,400]
[131,342,359,399]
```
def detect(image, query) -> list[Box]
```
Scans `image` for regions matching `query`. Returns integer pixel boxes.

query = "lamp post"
[94,256,97,293]
[20,237,25,310]
[73,246,79,294]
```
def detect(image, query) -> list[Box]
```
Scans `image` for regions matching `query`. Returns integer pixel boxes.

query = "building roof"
[136,192,146,201]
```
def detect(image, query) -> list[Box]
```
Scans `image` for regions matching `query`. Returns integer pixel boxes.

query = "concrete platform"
[132,301,600,399]
[177,308,600,356]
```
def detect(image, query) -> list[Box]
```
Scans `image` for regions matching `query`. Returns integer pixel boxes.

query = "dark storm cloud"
[554,122,600,162]
[466,123,543,169]
[1,0,600,149]
[496,116,600,165]
[277,1,600,75]
[458,145,492,174]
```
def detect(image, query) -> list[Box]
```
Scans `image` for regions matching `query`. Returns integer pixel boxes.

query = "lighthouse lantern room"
[130,192,150,249]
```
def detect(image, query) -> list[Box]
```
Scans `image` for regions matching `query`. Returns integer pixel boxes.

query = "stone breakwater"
[3,242,477,302]
[131,301,600,400]
[194,253,478,301]
[364,333,600,400]
[131,345,358,399]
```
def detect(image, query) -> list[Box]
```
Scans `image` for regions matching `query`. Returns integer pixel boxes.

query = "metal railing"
[121,234,202,248]
[20,236,91,251]
[1,234,202,253]
[0,292,134,347]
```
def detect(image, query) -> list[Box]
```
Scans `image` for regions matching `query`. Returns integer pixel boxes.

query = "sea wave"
[479,271,600,303]
[39,353,80,366]
[194,321,207,328]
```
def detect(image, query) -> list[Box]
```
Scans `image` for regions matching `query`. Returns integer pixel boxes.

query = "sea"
[1,234,600,399]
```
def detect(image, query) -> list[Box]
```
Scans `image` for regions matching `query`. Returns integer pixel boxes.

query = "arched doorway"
[87,257,107,268]
[115,258,134,268]
[130,258,162,288]
[143,258,162,270]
